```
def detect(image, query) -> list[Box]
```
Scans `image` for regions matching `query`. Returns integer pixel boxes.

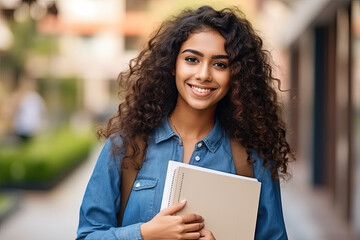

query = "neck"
[169,107,215,141]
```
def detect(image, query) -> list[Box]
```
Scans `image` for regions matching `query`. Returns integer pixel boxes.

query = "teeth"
[191,85,212,93]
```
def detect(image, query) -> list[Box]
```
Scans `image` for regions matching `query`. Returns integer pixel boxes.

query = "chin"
[188,103,215,112]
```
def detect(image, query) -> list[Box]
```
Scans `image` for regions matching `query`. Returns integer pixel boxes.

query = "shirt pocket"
[132,177,158,191]
[123,176,159,225]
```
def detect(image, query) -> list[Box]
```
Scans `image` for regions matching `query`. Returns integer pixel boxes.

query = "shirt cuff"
[118,222,143,240]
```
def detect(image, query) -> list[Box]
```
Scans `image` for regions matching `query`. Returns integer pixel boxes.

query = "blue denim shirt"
[77,118,288,239]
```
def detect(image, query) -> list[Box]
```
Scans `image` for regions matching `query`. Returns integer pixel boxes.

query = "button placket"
[191,141,204,163]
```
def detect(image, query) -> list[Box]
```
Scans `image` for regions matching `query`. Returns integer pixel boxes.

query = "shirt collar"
[154,117,225,153]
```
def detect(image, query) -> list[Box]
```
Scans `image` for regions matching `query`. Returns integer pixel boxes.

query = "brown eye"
[185,57,198,63]
[214,62,228,69]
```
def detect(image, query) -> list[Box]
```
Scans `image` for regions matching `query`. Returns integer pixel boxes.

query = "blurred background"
[0,0,359,239]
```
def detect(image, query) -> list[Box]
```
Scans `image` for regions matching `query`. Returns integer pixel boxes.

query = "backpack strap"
[230,138,254,178]
[118,138,254,225]
[118,141,144,226]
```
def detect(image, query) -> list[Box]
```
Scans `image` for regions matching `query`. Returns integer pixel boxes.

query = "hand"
[140,200,204,240]
[199,229,216,240]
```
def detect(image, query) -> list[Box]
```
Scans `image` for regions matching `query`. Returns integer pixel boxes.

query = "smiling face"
[174,28,231,114]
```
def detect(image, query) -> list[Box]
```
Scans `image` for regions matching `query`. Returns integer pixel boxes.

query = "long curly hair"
[98,6,295,178]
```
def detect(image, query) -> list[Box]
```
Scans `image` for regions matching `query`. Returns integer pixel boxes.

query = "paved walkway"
[0,144,357,239]
[281,160,357,240]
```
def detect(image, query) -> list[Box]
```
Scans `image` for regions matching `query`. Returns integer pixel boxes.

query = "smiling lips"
[188,84,215,95]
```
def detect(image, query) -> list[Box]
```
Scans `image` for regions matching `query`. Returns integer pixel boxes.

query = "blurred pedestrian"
[12,75,46,142]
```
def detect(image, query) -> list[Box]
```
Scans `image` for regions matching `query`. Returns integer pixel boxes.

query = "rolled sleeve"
[118,223,143,239]
[78,223,143,240]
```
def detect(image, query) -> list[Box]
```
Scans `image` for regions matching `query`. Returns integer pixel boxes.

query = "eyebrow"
[181,49,229,59]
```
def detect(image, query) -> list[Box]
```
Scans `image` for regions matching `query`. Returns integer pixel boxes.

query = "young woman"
[77,5,294,240]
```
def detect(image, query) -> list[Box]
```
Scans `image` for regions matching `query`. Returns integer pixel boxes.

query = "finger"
[199,229,206,238]
[181,213,203,223]
[182,231,201,240]
[199,229,216,240]
[160,199,187,216]
[183,222,204,232]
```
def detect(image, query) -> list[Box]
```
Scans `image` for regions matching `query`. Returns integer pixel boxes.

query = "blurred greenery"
[0,127,96,189]
[38,75,82,123]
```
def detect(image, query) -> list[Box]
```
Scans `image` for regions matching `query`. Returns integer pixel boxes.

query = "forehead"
[179,29,227,54]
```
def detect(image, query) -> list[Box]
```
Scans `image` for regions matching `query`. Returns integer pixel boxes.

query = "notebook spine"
[176,172,185,203]
[168,168,178,207]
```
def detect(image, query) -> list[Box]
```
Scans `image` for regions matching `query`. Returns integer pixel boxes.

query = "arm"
[76,139,143,240]
[253,157,288,240]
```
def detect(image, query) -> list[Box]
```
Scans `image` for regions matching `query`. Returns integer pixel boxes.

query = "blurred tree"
[0,19,34,86]
[0,18,58,87]
[38,75,81,124]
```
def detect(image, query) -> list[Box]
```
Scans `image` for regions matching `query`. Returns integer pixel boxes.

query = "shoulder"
[96,136,124,170]
[86,137,124,195]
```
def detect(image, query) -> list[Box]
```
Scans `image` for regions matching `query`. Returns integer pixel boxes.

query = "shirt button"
[135,182,141,188]
[197,142,203,148]
[195,156,200,161]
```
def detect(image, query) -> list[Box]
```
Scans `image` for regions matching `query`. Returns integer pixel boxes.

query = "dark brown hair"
[98,6,295,178]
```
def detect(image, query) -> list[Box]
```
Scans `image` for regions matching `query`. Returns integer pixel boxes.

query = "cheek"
[222,84,231,98]
[219,75,231,97]
[175,64,194,82]
[217,72,231,88]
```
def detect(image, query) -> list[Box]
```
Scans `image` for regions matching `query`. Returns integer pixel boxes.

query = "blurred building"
[1,0,255,120]
[33,0,257,117]
[0,0,159,124]
[259,0,360,238]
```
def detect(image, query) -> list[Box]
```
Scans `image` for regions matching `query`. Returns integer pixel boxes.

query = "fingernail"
[180,199,187,203]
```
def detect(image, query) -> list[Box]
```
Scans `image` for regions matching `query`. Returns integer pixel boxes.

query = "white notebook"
[161,160,261,240]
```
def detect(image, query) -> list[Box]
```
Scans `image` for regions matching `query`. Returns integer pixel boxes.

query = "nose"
[195,64,212,82]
